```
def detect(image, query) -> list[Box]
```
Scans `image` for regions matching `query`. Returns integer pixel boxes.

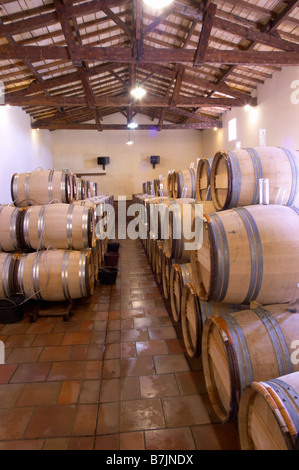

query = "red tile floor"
[0,238,240,450]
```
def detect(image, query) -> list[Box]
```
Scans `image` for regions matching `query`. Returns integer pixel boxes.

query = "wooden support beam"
[3,92,256,108]
[101,5,133,39]
[31,122,222,131]
[170,65,185,106]
[0,45,298,65]
[194,3,217,64]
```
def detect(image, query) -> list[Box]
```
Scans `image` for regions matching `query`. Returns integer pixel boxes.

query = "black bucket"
[0,295,25,324]
[104,251,119,266]
[107,242,120,253]
[98,268,119,285]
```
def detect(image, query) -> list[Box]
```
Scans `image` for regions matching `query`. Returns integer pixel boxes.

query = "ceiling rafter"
[0,0,298,131]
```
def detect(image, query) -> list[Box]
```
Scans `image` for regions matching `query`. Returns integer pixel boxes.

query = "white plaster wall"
[202,66,299,159]
[51,114,203,199]
[0,106,53,204]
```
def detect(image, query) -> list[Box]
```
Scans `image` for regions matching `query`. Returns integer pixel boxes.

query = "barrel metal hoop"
[209,213,230,302]
[180,263,191,285]
[227,151,242,209]
[199,300,209,325]
[33,252,43,300]
[10,208,19,250]
[67,204,75,249]
[2,254,11,297]
[266,378,299,439]
[48,170,55,202]
[233,207,258,304]
[246,148,263,205]
[281,147,299,206]
[237,207,263,302]
[38,206,46,250]
[12,174,19,206]
[62,250,71,300]
[61,171,66,203]
[224,314,254,392]
[79,251,87,298]
[23,208,32,249]
[24,173,31,206]
[18,254,27,296]
[190,168,196,199]
[253,307,293,376]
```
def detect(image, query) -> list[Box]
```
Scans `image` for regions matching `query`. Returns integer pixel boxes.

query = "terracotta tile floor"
[0,238,240,450]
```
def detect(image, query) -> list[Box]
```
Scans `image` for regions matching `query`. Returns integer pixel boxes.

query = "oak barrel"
[173,168,196,199]
[0,253,17,299]
[167,171,175,198]
[196,158,213,201]
[201,304,299,422]
[11,170,72,207]
[181,284,247,358]
[22,203,95,251]
[0,206,25,252]
[210,147,299,210]
[238,371,299,450]
[16,249,94,301]
[163,200,214,263]
[76,178,87,200]
[169,263,192,323]
[197,204,299,305]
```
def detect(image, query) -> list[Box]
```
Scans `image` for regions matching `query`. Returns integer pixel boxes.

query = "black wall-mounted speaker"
[150,155,160,169]
[97,157,110,170]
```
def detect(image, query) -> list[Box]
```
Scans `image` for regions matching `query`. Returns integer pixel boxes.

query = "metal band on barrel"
[67,204,75,249]
[266,378,299,434]
[237,207,263,302]
[38,206,46,250]
[79,251,87,298]
[209,213,230,302]
[10,208,19,250]
[281,148,299,206]
[32,252,43,300]
[224,314,254,391]
[254,307,293,376]
[246,148,263,205]
[227,151,242,209]
[24,173,31,206]
[62,250,71,300]
[48,170,55,202]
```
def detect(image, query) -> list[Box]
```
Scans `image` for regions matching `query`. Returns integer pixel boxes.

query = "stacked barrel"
[138,146,299,450]
[0,169,113,306]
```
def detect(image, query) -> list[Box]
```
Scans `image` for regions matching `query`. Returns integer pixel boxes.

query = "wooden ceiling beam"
[0,45,298,64]
[101,5,133,39]
[31,122,221,131]
[194,3,217,65]
[4,93,254,108]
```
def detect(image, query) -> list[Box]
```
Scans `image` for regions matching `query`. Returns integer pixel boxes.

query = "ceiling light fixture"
[127,121,138,129]
[130,60,146,100]
[143,0,174,8]
[130,85,147,100]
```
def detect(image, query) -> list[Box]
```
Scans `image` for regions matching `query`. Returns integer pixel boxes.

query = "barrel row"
[11,169,100,207]
[142,146,299,209]
[0,196,113,253]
